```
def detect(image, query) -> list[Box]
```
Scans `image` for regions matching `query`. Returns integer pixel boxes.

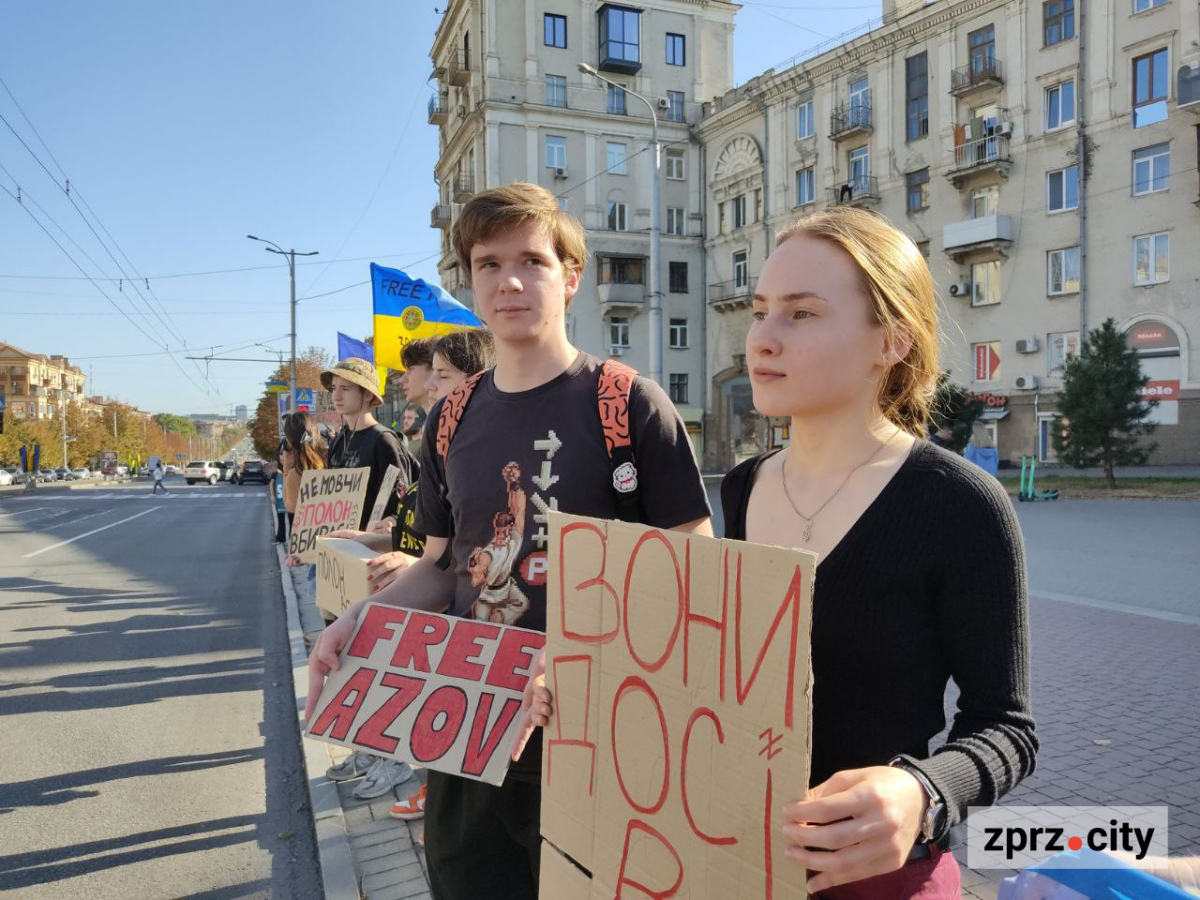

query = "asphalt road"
[0,477,321,900]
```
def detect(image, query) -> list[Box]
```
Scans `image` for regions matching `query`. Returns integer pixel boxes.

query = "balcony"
[946,133,1012,187]
[431,203,452,229]
[827,175,880,207]
[950,58,1005,96]
[428,94,449,125]
[453,175,475,202]
[597,282,646,316]
[708,277,757,312]
[942,214,1014,262]
[829,100,872,140]
[448,46,471,86]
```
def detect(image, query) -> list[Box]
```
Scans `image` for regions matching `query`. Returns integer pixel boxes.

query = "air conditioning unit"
[995,121,1015,136]
[554,166,568,179]
[657,97,671,110]
[1179,62,1200,109]
[1016,337,1040,354]
[1014,374,1039,391]
[948,281,972,297]
[610,345,626,357]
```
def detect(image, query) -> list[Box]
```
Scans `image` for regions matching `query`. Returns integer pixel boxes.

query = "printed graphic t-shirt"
[415,352,711,779]
[327,422,412,529]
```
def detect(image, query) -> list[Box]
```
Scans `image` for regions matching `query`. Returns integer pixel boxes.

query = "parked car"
[72,467,91,479]
[55,467,73,481]
[165,464,179,475]
[183,460,225,485]
[0,470,12,486]
[236,460,268,485]
[37,469,58,482]
[101,463,118,476]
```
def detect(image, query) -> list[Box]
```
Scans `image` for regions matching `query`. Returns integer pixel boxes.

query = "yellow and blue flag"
[371,263,481,372]
[338,332,388,398]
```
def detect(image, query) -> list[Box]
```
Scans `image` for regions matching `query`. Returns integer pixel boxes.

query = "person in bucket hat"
[320,357,384,406]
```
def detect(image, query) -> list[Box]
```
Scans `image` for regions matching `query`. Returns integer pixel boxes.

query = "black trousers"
[424,770,541,900]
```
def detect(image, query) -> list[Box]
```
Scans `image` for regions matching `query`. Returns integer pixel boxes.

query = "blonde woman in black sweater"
[720,207,1036,898]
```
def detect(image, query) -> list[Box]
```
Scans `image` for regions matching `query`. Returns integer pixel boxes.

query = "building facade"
[0,343,87,423]
[697,0,1200,470]
[428,0,738,457]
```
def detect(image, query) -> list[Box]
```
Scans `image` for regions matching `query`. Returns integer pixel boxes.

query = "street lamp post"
[247,236,319,404]
[578,63,662,387]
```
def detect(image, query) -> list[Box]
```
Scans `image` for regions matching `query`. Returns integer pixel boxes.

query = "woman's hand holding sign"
[304,608,358,722]
[781,765,927,893]
[366,551,417,592]
[510,647,552,762]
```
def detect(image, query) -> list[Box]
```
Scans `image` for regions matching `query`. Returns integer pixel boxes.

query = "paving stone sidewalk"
[287,560,433,900]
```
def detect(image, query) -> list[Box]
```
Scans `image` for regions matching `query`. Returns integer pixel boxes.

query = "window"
[666,206,685,235]
[598,256,644,284]
[610,316,630,348]
[666,33,685,66]
[1045,80,1075,130]
[733,250,749,288]
[666,90,686,123]
[916,240,931,259]
[1047,166,1079,212]
[1047,246,1080,295]
[972,184,1000,217]
[669,318,689,348]
[544,13,567,48]
[971,260,1001,306]
[669,261,688,293]
[1047,331,1080,377]
[599,6,640,65]
[848,145,870,187]
[669,373,689,404]
[1133,231,1169,284]
[1133,143,1170,194]
[1133,49,1168,127]
[905,53,929,141]
[557,196,570,211]
[607,142,628,175]
[718,202,726,234]
[665,148,685,180]
[546,74,567,107]
[607,84,627,114]
[969,24,995,71]
[849,76,870,126]
[731,194,747,229]
[545,135,567,168]
[606,201,628,231]
[1134,0,1168,12]
[1043,0,1074,45]
[796,99,815,139]
[906,168,930,212]
[796,166,816,206]
[973,341,1002,382]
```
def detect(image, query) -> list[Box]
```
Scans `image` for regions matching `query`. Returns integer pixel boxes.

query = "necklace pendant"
[802,520,813,542]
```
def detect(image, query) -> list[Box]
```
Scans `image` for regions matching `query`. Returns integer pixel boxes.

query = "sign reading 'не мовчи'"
[540,512,817,900]
[305,603,546,785]
[288,467,370,563]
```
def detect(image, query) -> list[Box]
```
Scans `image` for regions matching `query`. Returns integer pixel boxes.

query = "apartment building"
[427,0,738,455]
[697,0,1200,470]
[0,342,87,422]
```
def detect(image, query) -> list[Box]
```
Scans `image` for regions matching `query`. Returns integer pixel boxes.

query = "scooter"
[1018,455,1060,502]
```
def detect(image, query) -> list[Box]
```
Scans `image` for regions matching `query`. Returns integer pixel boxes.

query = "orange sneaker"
[388,783,427,821]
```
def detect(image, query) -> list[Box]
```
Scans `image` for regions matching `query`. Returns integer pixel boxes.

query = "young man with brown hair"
[306,182,711,900]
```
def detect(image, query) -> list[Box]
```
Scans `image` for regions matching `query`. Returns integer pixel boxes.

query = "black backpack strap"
[431,371,487,570]
[597,359,641,523]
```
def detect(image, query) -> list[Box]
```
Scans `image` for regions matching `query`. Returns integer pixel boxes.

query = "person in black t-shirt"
[305,183,711,900]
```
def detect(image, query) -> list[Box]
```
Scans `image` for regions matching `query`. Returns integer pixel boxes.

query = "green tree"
[249,347,330,460]
[929,372,984,454]
[152,412,197,439]
[1053,318,1157,489]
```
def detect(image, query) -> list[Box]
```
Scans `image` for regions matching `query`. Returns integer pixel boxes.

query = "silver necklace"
[780,429,902,542]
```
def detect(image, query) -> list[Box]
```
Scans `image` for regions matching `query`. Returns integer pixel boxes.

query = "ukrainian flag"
[371,263,481,371]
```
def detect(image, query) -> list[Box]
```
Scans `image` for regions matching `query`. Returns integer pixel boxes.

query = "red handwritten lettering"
[611,675,669,815]
[410,685,468,763]
[391,612,451,672]
[436,620,500,681]
[485,628,546,692]
[622,530,683,673]
[734,552,805,729]
[615,819,684,900]
[681,708,737,846]
[346,606,409,659]
[353,672,426,753]
[684,543,727,699]
[460,693,522,777]
[559,521,619,643]
[546,654,596,793]
[309,667,377,740]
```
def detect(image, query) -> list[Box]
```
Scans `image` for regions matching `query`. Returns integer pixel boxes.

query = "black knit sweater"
[721,439,1037,837]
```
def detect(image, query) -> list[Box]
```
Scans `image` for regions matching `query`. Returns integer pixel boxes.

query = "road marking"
[44,508,112,531]
[1033,590,1200,627]
[21,507,162,558]
[3,492,258,501]
[0,507,49,516]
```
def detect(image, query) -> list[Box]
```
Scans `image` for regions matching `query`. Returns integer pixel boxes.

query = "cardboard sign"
[368,464,403,526]
[306,602,546,785]
[540,513,816,900]
[288,467,370,563]
[315,537,378,618]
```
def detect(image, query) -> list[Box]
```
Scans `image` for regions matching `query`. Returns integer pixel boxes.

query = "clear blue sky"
[1,0,879,416]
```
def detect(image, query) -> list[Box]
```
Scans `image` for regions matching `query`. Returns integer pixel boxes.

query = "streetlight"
[247,235,319,405]
[578,63,663,386]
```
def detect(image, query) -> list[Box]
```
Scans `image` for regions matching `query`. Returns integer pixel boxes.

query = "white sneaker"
[353,758,413,800]
[325,751,374,782]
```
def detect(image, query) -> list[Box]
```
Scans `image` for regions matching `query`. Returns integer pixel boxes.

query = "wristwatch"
[888,756,947,845]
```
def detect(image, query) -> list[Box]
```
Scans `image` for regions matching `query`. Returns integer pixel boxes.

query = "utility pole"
[247,236,319,402]
[60,391,67,468]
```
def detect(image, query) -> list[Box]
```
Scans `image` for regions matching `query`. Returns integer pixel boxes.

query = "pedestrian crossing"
[5,491,264,502]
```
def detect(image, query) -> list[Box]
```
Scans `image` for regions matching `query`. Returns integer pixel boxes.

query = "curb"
[275,533,361,900]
